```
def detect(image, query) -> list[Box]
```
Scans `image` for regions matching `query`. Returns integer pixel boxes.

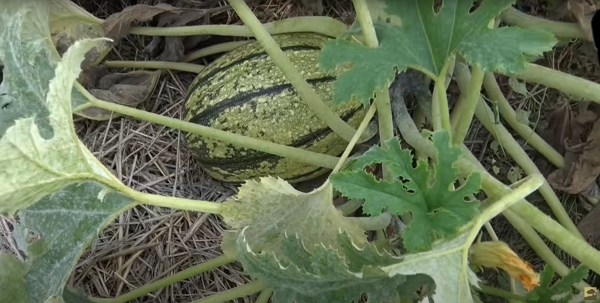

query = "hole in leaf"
[385,17,392,23]
[470,0,482,13]
[433,0,443,14]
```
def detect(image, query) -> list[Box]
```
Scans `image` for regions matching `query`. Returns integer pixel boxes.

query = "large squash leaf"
[0,2,134,302]
[0,0,120,215]
[221,177,367,254]
[331,131,481,253]
[319,0,558,105]
[236,228,435,303]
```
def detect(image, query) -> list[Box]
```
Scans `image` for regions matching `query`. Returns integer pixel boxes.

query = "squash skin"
[184,33,367,183]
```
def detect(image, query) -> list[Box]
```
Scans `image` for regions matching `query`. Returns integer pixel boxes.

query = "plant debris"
[78,68,161,120]
[102,3,231,61]
[545,102,600,197]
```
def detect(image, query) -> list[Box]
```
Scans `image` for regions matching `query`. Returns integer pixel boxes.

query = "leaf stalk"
[129,16,350,39]
[103,60,205,73]
[75,85,340,170]
[454,63,582,238]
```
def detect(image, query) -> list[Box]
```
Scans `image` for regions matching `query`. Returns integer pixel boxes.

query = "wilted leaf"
[0,254,29,303]
[50,0,111,71]
[236,228,436,303]
[78,69,161,121]
[221,177,367,255]
[568,0,598,42]
[546,103,600,195]
[516,108,532,125]
[320,0,557,105]
[507,166,524,184]
[509,77,529,97]
[526,265,589,302]
[103,3,230,61]
[331,131,481,252]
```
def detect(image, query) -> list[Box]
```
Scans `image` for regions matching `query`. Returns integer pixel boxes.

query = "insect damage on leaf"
[236,228,435,303]
[220,177,367,256]
[330,131,482,253]
[0,1,121,215]
[319,0,558,106]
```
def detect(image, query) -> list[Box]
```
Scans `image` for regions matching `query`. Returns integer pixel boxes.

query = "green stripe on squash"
[184,32,367,183]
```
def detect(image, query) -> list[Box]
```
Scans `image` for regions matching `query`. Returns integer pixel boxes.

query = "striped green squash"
[184,32,367,183]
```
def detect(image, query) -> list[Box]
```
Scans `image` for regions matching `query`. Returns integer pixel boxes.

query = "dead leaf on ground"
[568,0,599,42]
[577,203,600,245]
[102,3,231,62]
[50,0,112,82]
[76,68,161,121]
[544,102,600,197]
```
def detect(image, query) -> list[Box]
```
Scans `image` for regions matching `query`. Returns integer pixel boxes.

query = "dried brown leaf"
[547,103,600,195]
[102,3,230,61]
[568,0,598,42]
[577,203,600,245]
[77,69,161,121]
[50,0,112,80]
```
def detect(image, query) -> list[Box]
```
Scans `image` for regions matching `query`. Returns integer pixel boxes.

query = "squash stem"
[188,280,266,303]
[103,255,235,303]
[226,0,361,143]
[454,62,582,238]
[104,60,205,73]
[332,103,377,174]
[482,72,564,168]
[511,63,600,105]
[75,83,340,170]
[435,59,453,136]
[122,186,223,214]
[183,40,253,62]
[500,7,586,41]
[129,16,349,39]
[351,0,394,246]
[450,64,484,145]
[350,0,393,178]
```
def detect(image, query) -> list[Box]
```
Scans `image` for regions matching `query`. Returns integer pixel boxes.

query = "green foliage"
[0,254,29,303]
[235,228,435,303]
[331,131,481,252]
[220,177,368,254]
[526,265,590,303]
[319,0,558,106]
[19,182,132,302]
